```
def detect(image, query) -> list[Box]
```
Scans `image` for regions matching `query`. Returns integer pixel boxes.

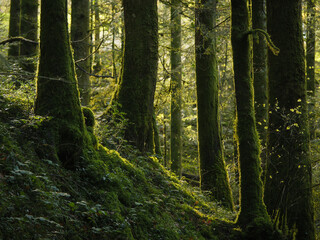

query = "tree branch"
[75,62,115,78]
[247,29,280,55]
[0,37,38,46]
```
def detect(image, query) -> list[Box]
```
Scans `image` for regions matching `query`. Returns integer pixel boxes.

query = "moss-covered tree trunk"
[306,0,316,139]
[35,0,86,170]
[264,1,315,239]
[231,0,270,226]
[170,0,182,177]
[116,0,158,153]
[8,0,20,57]
[252,0,268,174]
[19,0,38,72]
[195,0,233,210]
[71,0,90,106]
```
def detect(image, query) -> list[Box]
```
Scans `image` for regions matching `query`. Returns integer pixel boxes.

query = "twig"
[75,39,104,64]
[75,62,115,78]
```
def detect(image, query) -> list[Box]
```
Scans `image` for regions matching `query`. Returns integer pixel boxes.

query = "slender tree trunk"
[111,1,117,79]
[71,0,90,106]
[195,0,233,210]
[116,0,158,153]
[164,121,168,167]
[170,0,182,177]
[306,0,316,139]
[264,1,315,239]
[35,0,86,170]
[252,0,268,176]
[89,0,94,74]
[231,0,270,226]
[93,0,102,73]
[19,0,38,72]
[153,114,162,155]
[8,0,20,57]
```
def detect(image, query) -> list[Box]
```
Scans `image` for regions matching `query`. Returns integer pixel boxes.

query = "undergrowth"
[0,87,240,239]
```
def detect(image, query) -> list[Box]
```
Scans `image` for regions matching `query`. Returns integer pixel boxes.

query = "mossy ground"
[0,92,242,240]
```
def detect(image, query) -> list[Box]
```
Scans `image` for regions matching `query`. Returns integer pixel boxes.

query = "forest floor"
[0,88,246,239]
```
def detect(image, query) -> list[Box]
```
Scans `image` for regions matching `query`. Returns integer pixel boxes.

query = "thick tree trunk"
[116,0,158,153]
[19,0,38,72]
[71,0,90,106]
[195,0,233,210]
[35,0,86,170]
[8,0,20,57]
[170,0,182,177]
[306,0,316,139]
[231,0,270,226]
[252,0,268,176]
[264,1,315,239]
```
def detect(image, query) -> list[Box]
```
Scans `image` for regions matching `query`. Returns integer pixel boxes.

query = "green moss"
[82,107,95,129]
[34,0,91,169]
[252,0,268,174]
[1,93,241,240]
[195,0,233,210]
[115,0,158,153]
[231,0,270,227]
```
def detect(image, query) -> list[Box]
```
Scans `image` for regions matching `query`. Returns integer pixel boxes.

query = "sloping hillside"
[0,94,241,240]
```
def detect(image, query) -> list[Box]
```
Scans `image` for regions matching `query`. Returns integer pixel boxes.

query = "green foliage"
[0,92,241,240]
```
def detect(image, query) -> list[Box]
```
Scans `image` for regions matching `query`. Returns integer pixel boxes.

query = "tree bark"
[306,0,316,139]
[35,0,86,170]
[170,0,182,177]
[264,1,315,239]
[231,0,270,226]
[19,0,38,72]
[252,0,268,176]
[93,0,102,73]
[116,0,158,153]
[195,0,233,210]
[71,0,90,106]
[8,0,20,57]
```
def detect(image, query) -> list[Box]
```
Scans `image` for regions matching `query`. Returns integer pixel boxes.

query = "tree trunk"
[252,0,268,177]
[8,0,20,57]
[153,114,162,155]
[35,0,86,170]
[93,0,102,73]
[19,0,38,72]
[264,1,315,239]
[170,0,182,177]
[306,0,316,139]
[116,0,158,153]
[71,0,90,106]
[231,0,270,226]
[195,0,233,210]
